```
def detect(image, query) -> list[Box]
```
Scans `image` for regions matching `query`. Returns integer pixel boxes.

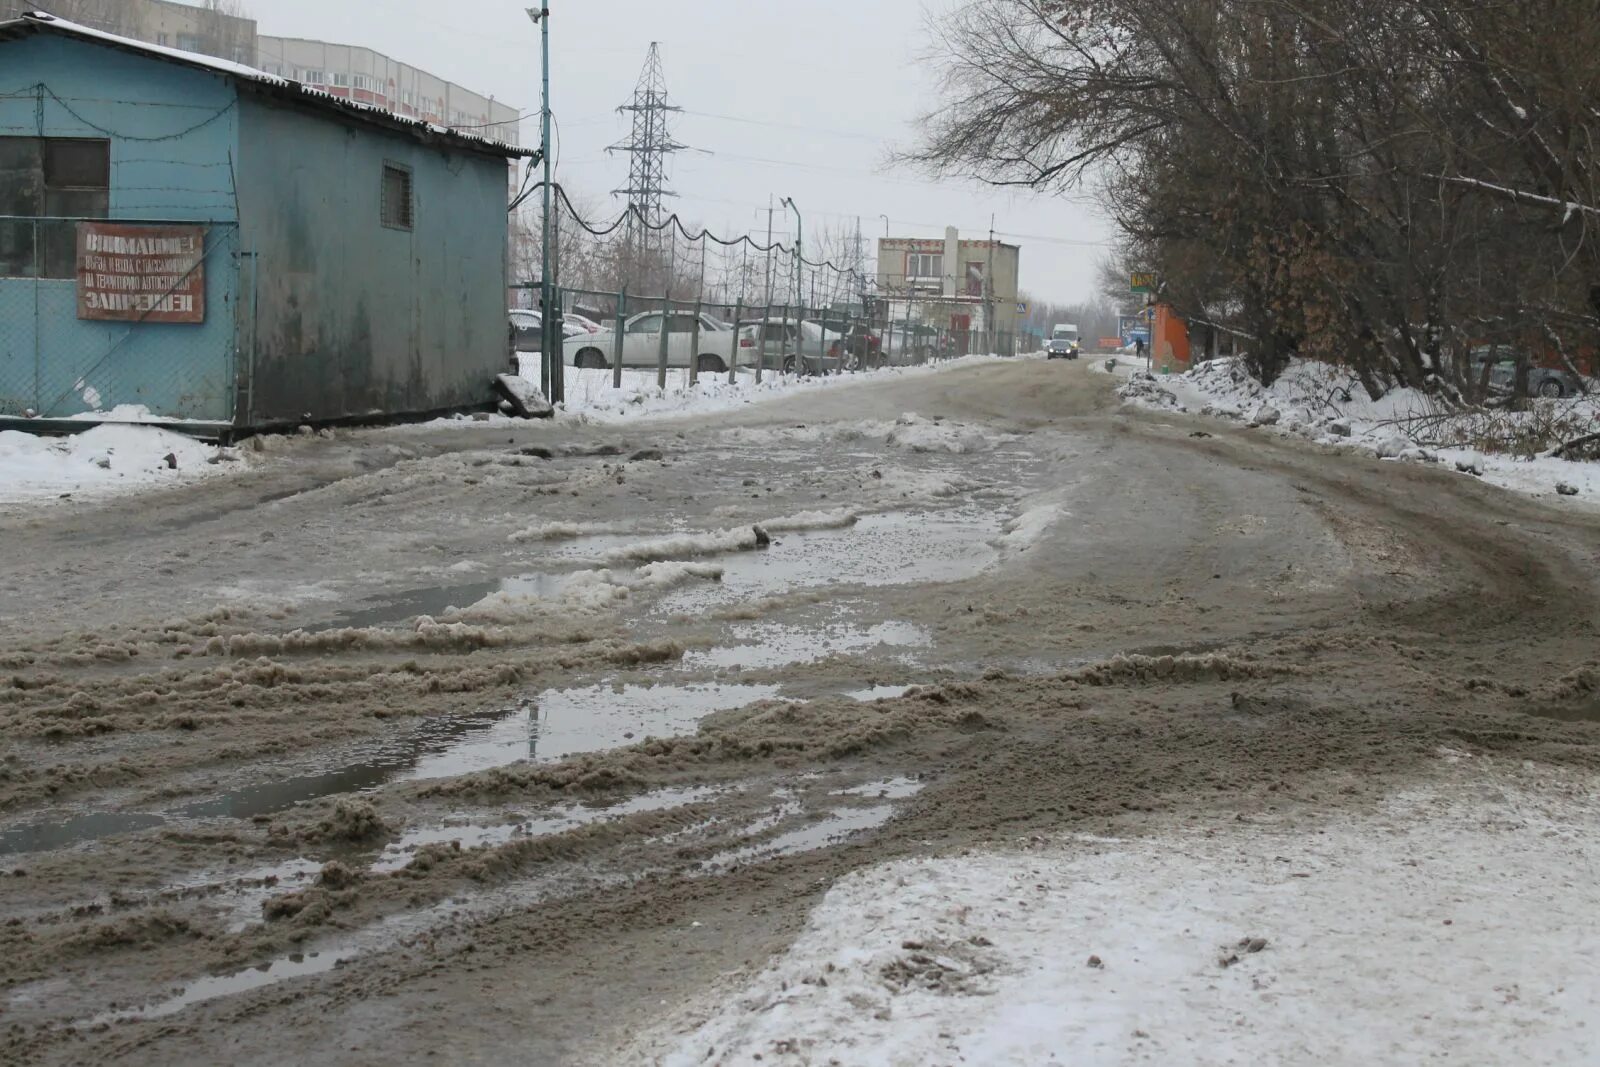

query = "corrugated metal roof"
[0,11,533,158]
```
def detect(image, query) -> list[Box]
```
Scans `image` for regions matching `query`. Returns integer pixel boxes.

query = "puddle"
[830,776,923,800]
[658,509,1001,613]
[703,777,925,870]
[318,572,570,630]
[7,684,777,858]
[370,784,723,874]
[86,951,352,1028]
[847,684,916,702]
[687,620,931,670]
[402,682,780,778]
[704,805,899,870]
[0,812,167,858]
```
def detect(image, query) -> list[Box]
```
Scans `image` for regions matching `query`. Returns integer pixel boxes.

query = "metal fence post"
[656,294,670,391]
[756,302,770,385]
[728,298,743,385]
[613,289,626,389]
[551,285,565,406]
[689,296,703,382]
[780,304,790,375]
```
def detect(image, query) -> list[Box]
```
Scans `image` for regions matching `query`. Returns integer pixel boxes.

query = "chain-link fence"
[0,217,244,425]
[512,282,1016,406]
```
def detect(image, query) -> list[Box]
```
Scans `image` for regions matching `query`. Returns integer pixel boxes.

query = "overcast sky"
[255,0,1115,303]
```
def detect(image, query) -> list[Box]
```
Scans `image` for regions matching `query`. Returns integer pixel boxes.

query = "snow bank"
[1110,357,1600,507]
[632,757,1600,1066]
[0,424,229,504]
[517,353,1009,425]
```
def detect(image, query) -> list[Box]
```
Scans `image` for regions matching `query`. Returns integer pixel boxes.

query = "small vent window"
[380,163,413,230]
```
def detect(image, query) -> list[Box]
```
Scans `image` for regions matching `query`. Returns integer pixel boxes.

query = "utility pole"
[987,213,996,356]
[781,196,802,312]
[764,196,774,305]
[526,6,558,403]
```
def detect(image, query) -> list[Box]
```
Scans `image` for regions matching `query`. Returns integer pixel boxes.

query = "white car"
[564,310,737,374]
[509,309,584,353]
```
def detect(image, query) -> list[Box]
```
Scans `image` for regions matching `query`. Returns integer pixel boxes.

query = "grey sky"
[255,0,1114,302]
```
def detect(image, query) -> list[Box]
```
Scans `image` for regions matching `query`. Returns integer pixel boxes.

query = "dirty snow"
[632,757,1600,1066]
[506,355,1009,424]
[1105,356,1600,506]
[0,424,229,504]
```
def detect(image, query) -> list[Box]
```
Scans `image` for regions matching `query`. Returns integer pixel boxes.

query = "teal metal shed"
[0,11,531,434]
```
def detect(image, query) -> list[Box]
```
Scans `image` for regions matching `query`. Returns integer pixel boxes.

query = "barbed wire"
[526,182,868,287]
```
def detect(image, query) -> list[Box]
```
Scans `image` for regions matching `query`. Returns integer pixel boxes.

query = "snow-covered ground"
[631,754,1600,1066]
[0,424,231,504]
[1105,356,1600,505]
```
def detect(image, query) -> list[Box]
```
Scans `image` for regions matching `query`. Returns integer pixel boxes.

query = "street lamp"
[780,196,802,311]
[879,213,889,237]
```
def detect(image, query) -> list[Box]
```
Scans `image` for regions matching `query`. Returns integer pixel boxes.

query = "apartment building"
[3,1,519,140]
[0,0,256,63]
[256,36,519,140]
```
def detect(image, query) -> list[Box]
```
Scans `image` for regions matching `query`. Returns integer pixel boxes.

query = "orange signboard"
[76,223,206,324]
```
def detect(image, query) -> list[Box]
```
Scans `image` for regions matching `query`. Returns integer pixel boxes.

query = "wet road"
[1,358,1597,1065]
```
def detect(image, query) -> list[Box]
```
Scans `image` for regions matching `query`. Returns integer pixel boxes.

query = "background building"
[0,1,519,140]
[255,36,519,138]
[877,229,1021,355]
[0,0,256,62]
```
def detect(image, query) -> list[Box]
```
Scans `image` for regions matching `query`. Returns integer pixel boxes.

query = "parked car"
[1468,345,1585,398]
[826,323,883,370]
[509,309,585,354]
[883,322,944,363]
[735,318,847,376]
[563,310,736,374]
[564,312,604,334]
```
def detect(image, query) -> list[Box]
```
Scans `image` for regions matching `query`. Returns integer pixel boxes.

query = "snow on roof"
[0,11,532,158]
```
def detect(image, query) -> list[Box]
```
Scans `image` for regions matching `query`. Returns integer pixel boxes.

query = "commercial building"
[877,229,1021,355]
[0,12,530,432]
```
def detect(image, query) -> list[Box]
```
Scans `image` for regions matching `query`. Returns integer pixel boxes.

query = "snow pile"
[631,758,1600,1066]
[1108,356,1600,506]
[883,413,1002,454]
[440,570,631,623]
[603,525,768,565]
[992,503,1064,554]
[439,562,726,623]
[760,508,860,533]
[507,521,611,543]
[1117,372,1182,410]
[0,424,229,504]
[633,561,725,589]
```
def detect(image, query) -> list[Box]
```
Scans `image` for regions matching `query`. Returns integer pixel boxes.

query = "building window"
[0,136,110,279]
[380,163,413,231]
[157,32,170,46]
[906,253,942,282]
[176,33,202,53]
[330,72,350,88]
